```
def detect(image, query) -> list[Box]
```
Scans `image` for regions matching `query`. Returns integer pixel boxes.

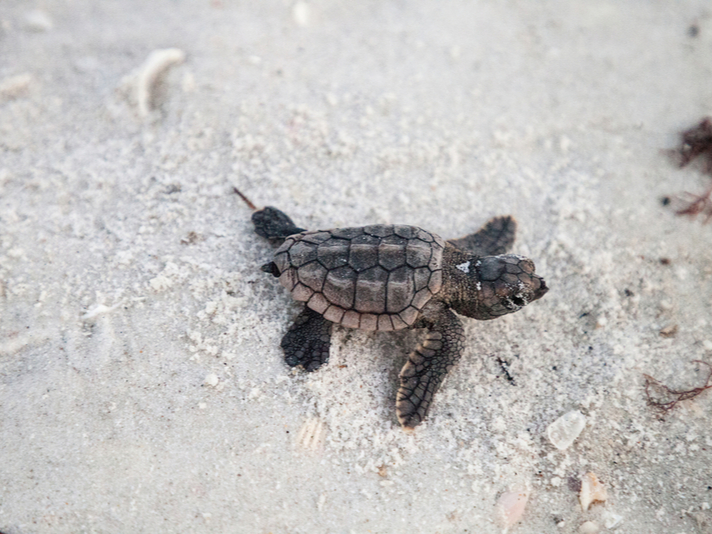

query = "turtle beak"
[532,276,548,301]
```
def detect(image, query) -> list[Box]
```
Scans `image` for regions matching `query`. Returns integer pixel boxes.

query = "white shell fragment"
[81,302,122,321]
[0,73,32,101]
[547,410,586,450]
[24,9,54,32]
[579,521,600,534]
[136,48,186,117]
[580,472,608,511]
[292,1,311,26]
[496,489,529,528]
[602,511,623,529]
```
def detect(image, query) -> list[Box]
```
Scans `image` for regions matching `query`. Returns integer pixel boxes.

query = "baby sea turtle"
[249,204,548,429]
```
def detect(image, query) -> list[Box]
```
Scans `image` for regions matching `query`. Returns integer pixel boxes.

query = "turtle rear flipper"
[447,216,516,256]
[396,307,464,429]
[281,307,333,372]
[253,207,306,243]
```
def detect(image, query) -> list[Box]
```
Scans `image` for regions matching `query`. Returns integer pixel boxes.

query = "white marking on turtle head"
[456,261,471,273]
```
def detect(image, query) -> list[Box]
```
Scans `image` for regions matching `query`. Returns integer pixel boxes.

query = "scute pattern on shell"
[274,225,445,331]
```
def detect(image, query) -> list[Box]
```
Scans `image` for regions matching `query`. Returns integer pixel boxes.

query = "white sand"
[1,1,712,532]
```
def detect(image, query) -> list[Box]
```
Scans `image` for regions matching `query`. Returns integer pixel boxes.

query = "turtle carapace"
[252,206,548,429]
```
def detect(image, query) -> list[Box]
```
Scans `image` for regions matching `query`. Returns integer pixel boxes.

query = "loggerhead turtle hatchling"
[249,203,548,429]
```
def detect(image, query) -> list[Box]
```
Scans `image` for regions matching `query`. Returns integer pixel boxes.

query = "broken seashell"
[580,472,608,511]
[547,410,586,450]
[496,489,529,528]
[296,417,327,451]
[136,48,186,117]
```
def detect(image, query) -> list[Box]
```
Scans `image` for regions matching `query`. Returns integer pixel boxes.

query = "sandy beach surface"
[2,1,712,533]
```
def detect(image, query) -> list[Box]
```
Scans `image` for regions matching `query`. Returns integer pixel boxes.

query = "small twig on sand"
[233,187,257,211]
[644,360,712,412]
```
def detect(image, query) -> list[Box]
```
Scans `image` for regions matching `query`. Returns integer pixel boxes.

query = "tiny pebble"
[205,373,219,387]
[325,93,339,106]
[293,1,310,26]
[24,9,53,32]
[579,521,599,534]
[659,324,678,338]
[0,73,32,101]
[496,489,529,528]
[559,135,573,153]
[547,410,586,450]
[602,511,623,529]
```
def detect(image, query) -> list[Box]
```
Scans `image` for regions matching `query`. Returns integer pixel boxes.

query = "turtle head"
[451,254,548,320]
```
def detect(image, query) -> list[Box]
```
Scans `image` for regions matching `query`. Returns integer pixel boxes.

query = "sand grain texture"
[1,1,711,533]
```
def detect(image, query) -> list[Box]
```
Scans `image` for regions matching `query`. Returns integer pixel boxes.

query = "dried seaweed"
[668,118,712,221]
[674,183,712,222]
[644,360,712,411]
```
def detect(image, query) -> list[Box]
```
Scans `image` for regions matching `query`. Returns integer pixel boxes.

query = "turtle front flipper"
[252,207,306,244]
[447,215,516,256]
[281,307,333,372]
[396,308,465,429]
